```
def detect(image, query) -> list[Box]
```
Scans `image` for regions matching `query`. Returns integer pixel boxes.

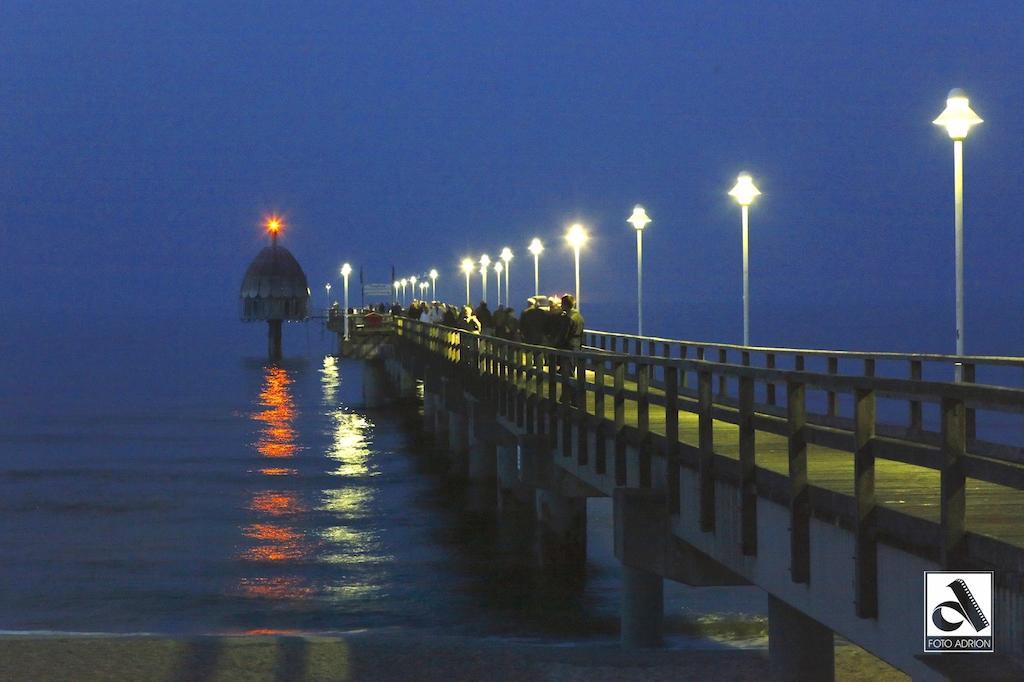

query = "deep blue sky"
[2,2,1022,350]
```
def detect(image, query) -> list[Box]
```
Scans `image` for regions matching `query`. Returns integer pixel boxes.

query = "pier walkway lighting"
[460,258,475,305]
[728,173,761,346]
[325,282,332,308]
[429,268,439,300]
[400,278,408,306]
[934,88,983,379]
[393,280,400,303]
[528,238,544,296]
[494,261,504,307]
[627,205,652,336]
[409,275,417,300]
[500,247,513,307]
[479,254,491,304]
[565,224,588,311]
[340,263,352,340]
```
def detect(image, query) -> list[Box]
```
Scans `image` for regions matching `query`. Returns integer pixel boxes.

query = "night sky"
[3,2,1022,349]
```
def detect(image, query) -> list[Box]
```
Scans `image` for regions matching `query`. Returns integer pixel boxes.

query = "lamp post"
[429,268,438,301]
[460,258,474,305]
[728,173,761,346]
[933,88,983,379]
[528,238,543,297]
[325,282,332,310]
[565,223,588,311]
[627,205,652,336]
[409,276,417,302]
[500,247,513,307]
[494,261,504,307]
[340,263,352,340]
[393,280,400,304]
[479,254,491,304]
[400,278,408,306]
[420,281,428,301]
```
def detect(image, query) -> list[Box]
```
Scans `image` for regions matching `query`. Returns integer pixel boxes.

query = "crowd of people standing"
[392,294,584,351]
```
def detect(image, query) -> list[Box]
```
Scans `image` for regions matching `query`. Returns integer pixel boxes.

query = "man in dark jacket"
[520,298,548,345]
[474,301,493,331]
[556,294,584,351]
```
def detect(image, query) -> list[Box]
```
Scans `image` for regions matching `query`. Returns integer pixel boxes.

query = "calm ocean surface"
[0,309,766,643]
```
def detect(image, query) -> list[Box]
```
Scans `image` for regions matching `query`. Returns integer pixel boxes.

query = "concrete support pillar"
[535,489,587,566]
[422,391,438,433]
[496,443,532,514]
[447,409,469,477]
[621,565,664,648]
[362,359,390,408]
[768,595,834,682]
[614,488,666,648]
[398,365,417,400]
[267,319,282,361]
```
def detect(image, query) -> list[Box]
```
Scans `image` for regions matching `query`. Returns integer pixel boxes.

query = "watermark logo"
[924,571,994,653]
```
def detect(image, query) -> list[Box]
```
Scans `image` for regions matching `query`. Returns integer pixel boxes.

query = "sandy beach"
[0,630,908,681]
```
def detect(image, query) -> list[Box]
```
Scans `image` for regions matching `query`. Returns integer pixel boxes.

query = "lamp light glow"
[528,238,543,297]
[933,89,983,140]
[728,173,761,207]
[528,238,544,256]
[627,205,651,231]
[340,263,352,277]
[460,258,474,304]
[566,223,588,249]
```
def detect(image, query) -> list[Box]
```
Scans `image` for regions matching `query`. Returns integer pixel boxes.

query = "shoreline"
[0,628,909,681]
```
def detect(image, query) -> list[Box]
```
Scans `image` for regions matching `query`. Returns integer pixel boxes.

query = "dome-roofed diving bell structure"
[239,216,310,360]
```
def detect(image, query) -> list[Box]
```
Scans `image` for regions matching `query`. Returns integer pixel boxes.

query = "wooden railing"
[396,318,1024,615]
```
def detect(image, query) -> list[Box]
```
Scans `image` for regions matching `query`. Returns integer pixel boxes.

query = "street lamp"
[340,263,352,340]
[419,281,428,300]
[460,258,475,305]
[479,254,491,304]
[627,205,652,336]
[565,224,588,311]
[400,278,408,306]
[934,88,983,378]
[528,238,543,297]
[325,283,332,309]
[728,172,761,346]
[393,280,400,304]
[429,268,439,301]
[409,276,418,301]
[494,261,504,307]
[500,247,513,307]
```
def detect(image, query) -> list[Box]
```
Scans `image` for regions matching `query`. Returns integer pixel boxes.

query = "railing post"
[940,397,967,568]
[787,380,809,584]
[637,362,651,487]
[766,353,777,406]
[962,362,977,441]
[909,359,923,433]
[576,354,589,466]
[854,386,877,618]
[664,364,680,513]
[739,374,756,556]
[717,349,728,397]
[680,346,689,389]
[698,369,715,533]
[614,358,627,486]
[595,358,607,475]
[827,356,838,417]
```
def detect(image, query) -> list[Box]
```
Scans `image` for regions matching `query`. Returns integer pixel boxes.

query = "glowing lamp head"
[494,261,504,274]
[325,283,331,291]
[627,205,651,231]
[429,268,438,279]
[933,88,983,140]
[460,258,475,275]
[401,278,408,287]
[265,216,283,234]
[409,276,417,287]
[728,173,761,207]
[528,238,544,256]
[566,223,588,250]
[500,247,513,263]
[341,263,352,277]
[393,280,400,289]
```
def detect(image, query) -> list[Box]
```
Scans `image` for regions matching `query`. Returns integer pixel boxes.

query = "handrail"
[584,328,1024,366]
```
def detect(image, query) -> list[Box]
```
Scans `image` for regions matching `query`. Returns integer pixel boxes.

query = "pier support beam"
[768,595,834,682]
[362,359,390,408]
[397,365,417,401]
[447,409,469,477]
[534,489,586,566]
[497,442,532,514]
[614,488,665,648]
[268,320,282,361]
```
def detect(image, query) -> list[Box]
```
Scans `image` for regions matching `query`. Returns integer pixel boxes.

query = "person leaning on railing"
[555,294,584,351]
[457,305,481,334]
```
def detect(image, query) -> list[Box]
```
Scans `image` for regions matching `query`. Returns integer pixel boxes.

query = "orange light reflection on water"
[253,366,299,459]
